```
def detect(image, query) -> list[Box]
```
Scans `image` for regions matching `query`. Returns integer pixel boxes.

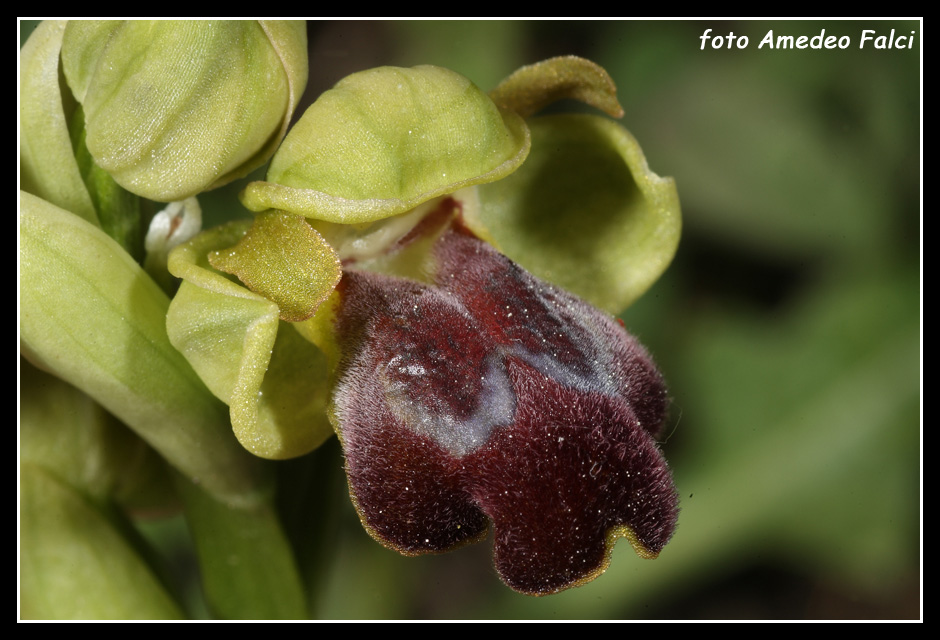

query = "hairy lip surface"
[331,220,679,595]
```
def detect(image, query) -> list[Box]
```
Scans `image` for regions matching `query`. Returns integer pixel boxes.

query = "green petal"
[240,65,530,223]
[61,20,306,201]
[21,464,184,620]
[19,192,266,504]
[19,21,98,226]
[489,55,624,118]
[468,115,681,314]
[167,223,334,459]
[209,211,341,323]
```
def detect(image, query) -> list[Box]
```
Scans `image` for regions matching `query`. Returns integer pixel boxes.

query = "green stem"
[175,472,307,620]
[70,103,145,263]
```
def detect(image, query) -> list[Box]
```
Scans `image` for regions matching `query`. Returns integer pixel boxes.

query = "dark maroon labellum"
[331,216,679,595]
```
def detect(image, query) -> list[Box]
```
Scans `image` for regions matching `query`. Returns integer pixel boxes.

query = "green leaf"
[19,192,267,504]
[167,222,335,460]
[469,114,681,314]
[240,65,530,223]
[60,20,307,201]
[20,358,173,510]
[20,464,184,620]
[19,20,98,226]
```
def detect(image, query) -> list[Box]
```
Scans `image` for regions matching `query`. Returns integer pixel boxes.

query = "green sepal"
[240,65,530,223]
[468,114,681,314]
[19,191,267,505]
[167,222,334,460]
[61,20,307,202]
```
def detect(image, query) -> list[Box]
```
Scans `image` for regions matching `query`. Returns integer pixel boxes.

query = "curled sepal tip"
[209,211,341,323]
[489,55,624,119]
[240,65,530,224]
[331,222,678,595]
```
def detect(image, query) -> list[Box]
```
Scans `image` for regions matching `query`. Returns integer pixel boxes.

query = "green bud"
[60,20,307,201]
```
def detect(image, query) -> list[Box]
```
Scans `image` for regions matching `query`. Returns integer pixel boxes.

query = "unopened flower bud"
[60,20,307,201]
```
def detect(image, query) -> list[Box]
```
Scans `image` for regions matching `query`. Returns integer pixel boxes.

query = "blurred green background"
[20,20,921,619]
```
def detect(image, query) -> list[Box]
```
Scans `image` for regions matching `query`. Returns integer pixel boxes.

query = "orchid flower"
[21,19,682,615]
[166,57,682,594]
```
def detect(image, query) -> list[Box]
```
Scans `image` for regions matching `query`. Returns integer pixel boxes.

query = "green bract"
[20,192,268,504]
[60,20,307,202]
[20,362,182,619]
[20,21,98,226]
[21,464,184,620]
[20,361,170,509]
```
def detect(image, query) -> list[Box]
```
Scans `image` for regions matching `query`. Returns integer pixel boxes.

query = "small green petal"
[167,222,334,459]
[19,20,98,226]
[209,211,341,323]
[240,65,530,223]
[20,192,267,504]
[489,55,624,119]
[166,277,280,418]
[468,115,681,314]
[61,20,306,201]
